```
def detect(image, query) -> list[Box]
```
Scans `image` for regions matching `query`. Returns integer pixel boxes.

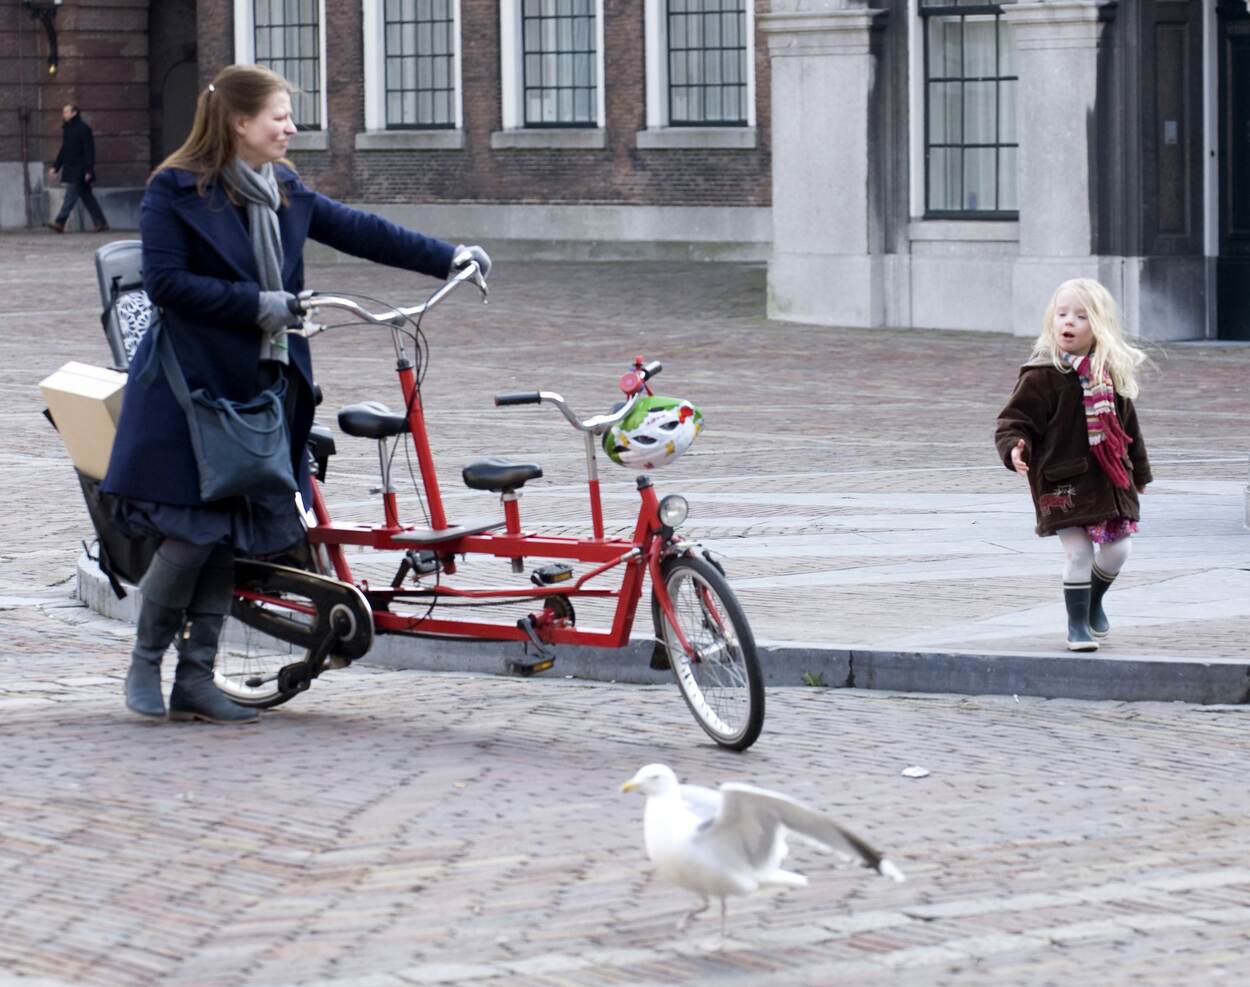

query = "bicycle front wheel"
[654,555,764,751]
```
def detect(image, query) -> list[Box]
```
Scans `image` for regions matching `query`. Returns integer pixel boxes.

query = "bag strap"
[134,314,195,416]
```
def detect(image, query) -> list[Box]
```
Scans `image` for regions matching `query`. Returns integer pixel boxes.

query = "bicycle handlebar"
[288,260,487,336]
[493,387,650,435]
[492,356,666,435]
[494,391,542,406]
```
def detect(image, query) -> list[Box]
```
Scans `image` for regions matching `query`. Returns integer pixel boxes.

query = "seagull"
[620,763,905,933]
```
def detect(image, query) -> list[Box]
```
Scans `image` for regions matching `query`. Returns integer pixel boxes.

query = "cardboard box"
[39,362,127,480]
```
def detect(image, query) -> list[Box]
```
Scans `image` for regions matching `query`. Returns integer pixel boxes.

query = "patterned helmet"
[603,396,704,470]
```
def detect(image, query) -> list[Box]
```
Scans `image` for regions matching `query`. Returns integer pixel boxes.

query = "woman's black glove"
[256,290,300,333]
[452,244,492,281]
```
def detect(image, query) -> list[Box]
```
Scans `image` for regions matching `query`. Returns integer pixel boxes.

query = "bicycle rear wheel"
[653,555,764,751]
[218,600,311,709]
[218,561,373,709]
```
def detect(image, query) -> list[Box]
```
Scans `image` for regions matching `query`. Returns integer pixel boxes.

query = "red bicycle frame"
[301,349,697,658]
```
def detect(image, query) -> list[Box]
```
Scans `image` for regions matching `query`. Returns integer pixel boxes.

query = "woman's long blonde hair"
[1029,278,1147,399]
[152,64,295,198]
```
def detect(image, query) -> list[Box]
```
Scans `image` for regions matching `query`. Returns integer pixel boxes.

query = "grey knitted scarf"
[222,158,288,363]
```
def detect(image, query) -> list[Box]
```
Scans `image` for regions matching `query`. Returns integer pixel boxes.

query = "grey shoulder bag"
[136,316,297,502]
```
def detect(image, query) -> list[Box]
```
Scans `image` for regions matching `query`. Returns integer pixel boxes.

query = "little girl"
[995,278,1152,651]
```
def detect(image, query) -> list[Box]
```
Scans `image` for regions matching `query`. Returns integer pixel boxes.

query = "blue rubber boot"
[1063,583,1098,652]
[1089,566,1115,639]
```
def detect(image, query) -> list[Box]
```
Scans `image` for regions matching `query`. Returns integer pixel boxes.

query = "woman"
[103,65,490,724]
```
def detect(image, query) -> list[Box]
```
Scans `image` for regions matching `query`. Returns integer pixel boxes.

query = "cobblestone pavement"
[3,233,1250,984]
[2,607,1250,986]
[3,231,1249,662]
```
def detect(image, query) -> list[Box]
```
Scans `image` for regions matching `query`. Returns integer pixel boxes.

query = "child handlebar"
[495,392,543,406]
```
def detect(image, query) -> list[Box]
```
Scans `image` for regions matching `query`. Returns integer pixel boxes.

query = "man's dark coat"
[994,362,1152,536]
[102,165,456,507]
[54,114,95,184]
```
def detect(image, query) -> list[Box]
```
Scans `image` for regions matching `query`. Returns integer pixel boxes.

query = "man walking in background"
[48,105,109,234]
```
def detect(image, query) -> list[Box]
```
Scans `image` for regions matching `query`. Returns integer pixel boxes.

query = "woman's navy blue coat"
[102,165,456,507]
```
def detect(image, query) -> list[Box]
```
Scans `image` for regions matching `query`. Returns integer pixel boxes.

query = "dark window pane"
[999,146,1018,210]
[963,147,997,210]
[253,0,321,128]
[667,0,747,125]
[384,0,457,128]
[963,16,996,77]
[999,78,1017,143]
[963,80,996,143]
[523,0,598,126]
[923,8,1017,214]
[928,81,961,145]
[929,147,962,211]
[927,16,961,79]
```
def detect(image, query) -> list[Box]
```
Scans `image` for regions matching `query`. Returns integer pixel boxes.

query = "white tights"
[1057,527,1132,583]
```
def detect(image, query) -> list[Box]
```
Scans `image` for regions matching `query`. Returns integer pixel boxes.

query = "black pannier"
[76,470,159,595]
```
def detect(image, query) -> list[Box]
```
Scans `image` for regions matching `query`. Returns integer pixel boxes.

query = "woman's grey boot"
[169,614,258,724]
[125,545,205,719]
[1063,582,1098,652]
[125,600,183,718]
[1089,566,1116,638]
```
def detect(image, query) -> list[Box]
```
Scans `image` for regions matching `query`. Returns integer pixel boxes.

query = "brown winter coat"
[994,362,1152,536]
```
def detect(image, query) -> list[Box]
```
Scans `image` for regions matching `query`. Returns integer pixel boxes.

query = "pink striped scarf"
[1062,351,1132,489]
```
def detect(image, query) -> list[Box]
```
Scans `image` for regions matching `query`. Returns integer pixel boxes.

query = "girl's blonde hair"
[1030,278,1147,398]
[152,64,295,198]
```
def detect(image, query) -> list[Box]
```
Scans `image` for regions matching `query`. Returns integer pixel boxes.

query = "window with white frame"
[521,0,598,126]
[921,0,1018,216]
[497,0,604,136]
[642,0,755,133]
[384,0,456,129]
[667,0,748,125]
[243,0,323,130]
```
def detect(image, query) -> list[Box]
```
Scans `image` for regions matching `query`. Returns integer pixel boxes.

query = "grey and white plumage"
[621,763,904,931]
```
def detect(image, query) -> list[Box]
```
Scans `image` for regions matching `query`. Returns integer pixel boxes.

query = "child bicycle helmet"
[603,396,704,470]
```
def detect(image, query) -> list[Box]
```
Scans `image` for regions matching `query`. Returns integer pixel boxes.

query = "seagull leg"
[676,897,709,932]
[719,897,728,944]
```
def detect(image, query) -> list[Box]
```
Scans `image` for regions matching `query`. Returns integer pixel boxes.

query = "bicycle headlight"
[658,494,689,528]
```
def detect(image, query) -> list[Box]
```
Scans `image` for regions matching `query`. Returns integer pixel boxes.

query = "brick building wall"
[1,0,150,185]
[1,0,153,227]
[196,0,772,209]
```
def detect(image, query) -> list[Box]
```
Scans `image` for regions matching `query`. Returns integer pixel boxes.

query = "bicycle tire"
[653,554,764,751]
[216,611,307,710]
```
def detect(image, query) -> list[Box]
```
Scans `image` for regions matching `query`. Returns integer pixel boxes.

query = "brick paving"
[1,607,1250,985]
[2,231,1250,983]
[3,230,1248,660]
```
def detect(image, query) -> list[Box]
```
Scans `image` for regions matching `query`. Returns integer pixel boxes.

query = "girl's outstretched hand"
[1010,438,1029,477]
[1136,484,1147,494]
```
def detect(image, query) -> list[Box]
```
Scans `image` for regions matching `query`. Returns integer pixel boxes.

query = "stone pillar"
[760,1,886,328]
[1005,0,1117,334]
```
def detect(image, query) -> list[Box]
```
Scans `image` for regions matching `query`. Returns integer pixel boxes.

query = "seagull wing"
[678,783,722,823]
[703,783,904,881]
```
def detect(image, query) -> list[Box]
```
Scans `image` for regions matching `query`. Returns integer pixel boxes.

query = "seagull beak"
[620,779,639,793]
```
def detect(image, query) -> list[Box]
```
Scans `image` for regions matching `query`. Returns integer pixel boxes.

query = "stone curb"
[77,553,1250,705]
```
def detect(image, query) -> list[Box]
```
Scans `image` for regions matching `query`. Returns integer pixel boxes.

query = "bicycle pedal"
[531,563,574,586]
[513,615,556,676]
[506,655,556,677]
